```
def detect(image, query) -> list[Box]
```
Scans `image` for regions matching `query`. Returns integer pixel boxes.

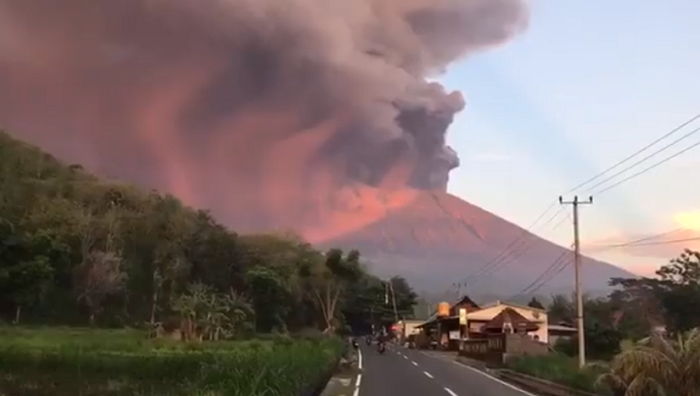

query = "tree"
[0,223,56,323]
[75,250,127,324]
[171,283,253,341]
[550,295,624,359]
[527,297,545,310]
[246,267,291,332]
[308,249,362,334]
[341,275,418,334]
[610,249,700,334]
[597,329,700,396]
[548,294,575,324]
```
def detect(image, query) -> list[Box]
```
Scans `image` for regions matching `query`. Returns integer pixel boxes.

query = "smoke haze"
[0,0,527,241]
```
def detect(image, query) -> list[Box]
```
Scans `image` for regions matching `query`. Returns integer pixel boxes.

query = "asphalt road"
[357,343,535,396]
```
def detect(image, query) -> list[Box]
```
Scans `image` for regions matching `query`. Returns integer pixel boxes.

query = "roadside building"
[466,300,548,343]
[547,323,577,346]
[416,297,550,350]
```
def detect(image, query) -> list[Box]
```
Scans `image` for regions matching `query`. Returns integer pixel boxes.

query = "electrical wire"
[587,228,683,250]
[566,113,700,193]
[457,203,559,285]
[596,139,700,195]
[511,250,570,297]
[585,126,700,193]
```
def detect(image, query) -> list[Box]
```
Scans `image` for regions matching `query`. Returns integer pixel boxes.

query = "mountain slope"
[324,191,633,298]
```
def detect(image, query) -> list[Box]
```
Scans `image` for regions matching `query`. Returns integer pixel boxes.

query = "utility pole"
[388,280,400,323]
[559,195,593,369]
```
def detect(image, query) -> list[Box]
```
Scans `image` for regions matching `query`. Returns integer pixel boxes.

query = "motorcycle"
[365,336,372,346]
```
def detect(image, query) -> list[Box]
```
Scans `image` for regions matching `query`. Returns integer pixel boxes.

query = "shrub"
[0,327,343,395]
[507,353,609,393]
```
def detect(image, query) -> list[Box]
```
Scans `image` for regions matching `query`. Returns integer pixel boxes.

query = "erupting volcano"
[0,0,631,293]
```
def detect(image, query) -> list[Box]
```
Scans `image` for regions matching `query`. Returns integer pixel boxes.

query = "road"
[356,344,535,396]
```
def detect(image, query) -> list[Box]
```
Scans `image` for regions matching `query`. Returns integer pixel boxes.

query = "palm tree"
[597,329,700,395]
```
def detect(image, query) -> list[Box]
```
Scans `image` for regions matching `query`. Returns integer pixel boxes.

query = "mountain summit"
[323,190,632,298]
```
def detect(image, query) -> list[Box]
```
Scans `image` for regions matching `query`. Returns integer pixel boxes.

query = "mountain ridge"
[323,190,633,297]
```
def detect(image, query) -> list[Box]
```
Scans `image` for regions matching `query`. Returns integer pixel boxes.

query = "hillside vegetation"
[0,130,416,333]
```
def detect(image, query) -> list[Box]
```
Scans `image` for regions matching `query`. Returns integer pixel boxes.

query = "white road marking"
[411,361,419,366]
[358,348,363,370]
[457,363,537,396]
[444,387,458,396]
[403,355,408,360]
[353,373,362,396]
[423,371,434,379]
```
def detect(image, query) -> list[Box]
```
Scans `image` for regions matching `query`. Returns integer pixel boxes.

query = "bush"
[507,353,610,393]
[0,326,343,395]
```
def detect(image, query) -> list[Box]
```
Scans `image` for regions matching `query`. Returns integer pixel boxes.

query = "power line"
[596,139,700,195]
[457,203,559,286]
[588,228,683,250]
[466,207,565,283]
[585,126,700,193]
[606,236,700,248]
[566,113,700,193]
[478,210,570,279]
[525,259,572,296]
[512,249,570,297]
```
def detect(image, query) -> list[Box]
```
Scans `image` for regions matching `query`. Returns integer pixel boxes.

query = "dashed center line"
[444,387,458,396]
[353,373,362,396]
[423,371,434,379]
[402,355,408,360]
[411,361,418,366]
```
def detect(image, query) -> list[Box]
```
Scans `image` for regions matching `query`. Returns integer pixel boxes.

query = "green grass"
[0,327,343,395]
[506,353,609,394]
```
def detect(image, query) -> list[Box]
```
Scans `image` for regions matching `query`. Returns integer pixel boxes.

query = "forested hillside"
[0,131,415,333]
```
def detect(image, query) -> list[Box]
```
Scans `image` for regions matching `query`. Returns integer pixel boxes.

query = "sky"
[442,0,700,276]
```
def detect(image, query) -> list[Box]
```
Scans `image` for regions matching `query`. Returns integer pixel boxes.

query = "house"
[416,297,550,350]
[547,323,577,346]
[416,296,481,349]
[466,300,548,343]
[392,319,424,341]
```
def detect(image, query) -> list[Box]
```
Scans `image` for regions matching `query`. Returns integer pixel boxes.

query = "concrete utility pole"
[559,195,593,369]
[388,280,400,323]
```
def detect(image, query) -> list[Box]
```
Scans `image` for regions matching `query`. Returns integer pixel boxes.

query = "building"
[547,323,577,345]
[466,300,548,343]
[416,297,550,350]
[392,319,424,342]
[416,296,481,350]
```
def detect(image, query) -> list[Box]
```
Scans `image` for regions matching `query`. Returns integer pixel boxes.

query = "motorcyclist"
[376,334,386,354]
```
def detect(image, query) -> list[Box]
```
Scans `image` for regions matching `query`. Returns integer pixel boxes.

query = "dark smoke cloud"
[0,0,527,240]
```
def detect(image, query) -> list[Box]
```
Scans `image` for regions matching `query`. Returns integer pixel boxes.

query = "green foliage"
[597,329,700,396]
[610,249,700,334]
[527,297,545,309]
[0,131,418,334]
[507,353,608,393]
[0,326,343,395]
[171,283,253,340]
[548,296,624,360]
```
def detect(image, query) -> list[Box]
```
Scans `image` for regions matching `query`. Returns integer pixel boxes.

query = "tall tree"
[308,249,361,333]
[527,297,545,310]
[75,250,127,325]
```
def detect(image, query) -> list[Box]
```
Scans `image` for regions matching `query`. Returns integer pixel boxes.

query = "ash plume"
[0,0,528,240]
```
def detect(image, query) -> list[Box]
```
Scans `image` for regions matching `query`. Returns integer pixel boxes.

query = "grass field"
[0,327,343,396]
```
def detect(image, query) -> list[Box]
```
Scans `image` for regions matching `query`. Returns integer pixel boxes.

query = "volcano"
[322,190,632,298]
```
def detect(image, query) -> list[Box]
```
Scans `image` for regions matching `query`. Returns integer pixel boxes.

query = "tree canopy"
[0,131,417,334]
